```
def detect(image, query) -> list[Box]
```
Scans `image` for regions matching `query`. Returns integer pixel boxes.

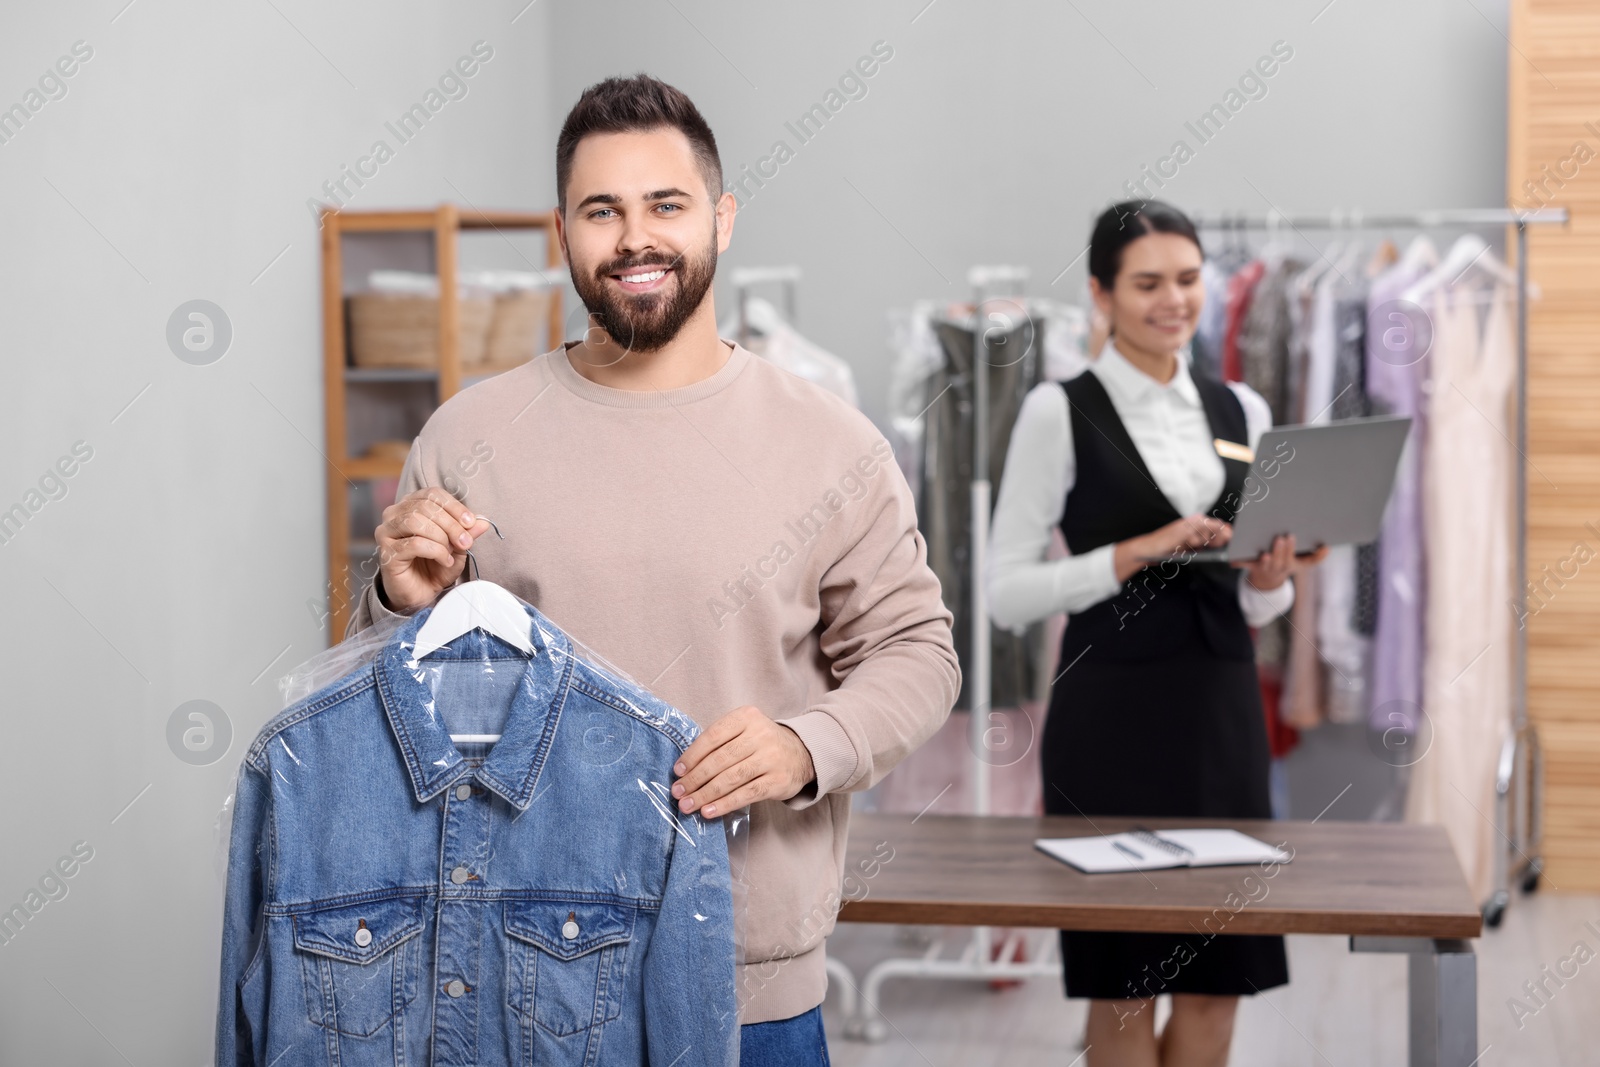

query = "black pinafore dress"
[1040,370,1289,1000]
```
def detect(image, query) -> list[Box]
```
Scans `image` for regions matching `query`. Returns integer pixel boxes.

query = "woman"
[987,200,1326,1066]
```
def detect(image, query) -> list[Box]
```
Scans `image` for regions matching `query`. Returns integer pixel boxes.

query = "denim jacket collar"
[374,602,575,812]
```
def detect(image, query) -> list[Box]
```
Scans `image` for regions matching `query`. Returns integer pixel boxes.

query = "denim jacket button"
[354,924,372,948]
[562,919,580,940]
[450,866,471,885]
[445,979,466,998]
[455,784,472,801]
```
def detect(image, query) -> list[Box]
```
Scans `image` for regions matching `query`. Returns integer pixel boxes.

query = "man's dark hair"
[1088,200,1203,289]
[555,74,723,211]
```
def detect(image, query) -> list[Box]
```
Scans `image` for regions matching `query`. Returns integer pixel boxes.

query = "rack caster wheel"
[1522,859,1543,894]
[1483,893,1508,928]
[843,1015,889,1042]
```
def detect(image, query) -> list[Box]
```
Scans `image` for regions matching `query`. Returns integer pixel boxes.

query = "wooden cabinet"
[319,204,563,641]
[1509,0,1600,889]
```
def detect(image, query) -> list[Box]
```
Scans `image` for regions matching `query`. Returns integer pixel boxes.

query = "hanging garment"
[1259,672,1300,760]
[217,600,738,1066]
[1330,293,1373,423]
[1235,257,1308,425]
[1221,260,1266,383]
[1279,567,1326,730]
[1283,256,1334,423]
[921,314,1048,710]
[1193,259,1231,380]
[1235,258,1306,704]
[887,301,946,510]
[1271,260,1323,733]
[720,297,860,407]
[1408,280,1517,903]
[1364,239,1439,732]
[1036,353,1289,1000]
[1319,286,1377,724]
[1275,260,1329,730]
[1039,300,1092,382]
[1215,259,1290,691]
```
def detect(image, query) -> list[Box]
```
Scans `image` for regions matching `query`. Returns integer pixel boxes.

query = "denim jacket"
[216,599,738,1066]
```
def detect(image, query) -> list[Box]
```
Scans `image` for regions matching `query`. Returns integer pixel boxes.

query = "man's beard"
[571,237,717,354]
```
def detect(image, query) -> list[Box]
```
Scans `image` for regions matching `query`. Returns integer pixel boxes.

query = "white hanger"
[1402,234,1515,304]
[1398,233,1440,276]
[1258,209,1292,265]
[411,518,534,744]
[414,580,535,659]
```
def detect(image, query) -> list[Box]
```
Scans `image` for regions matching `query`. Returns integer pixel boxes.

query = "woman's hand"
[1237,534,1330,591]
[1113,514,1232,583]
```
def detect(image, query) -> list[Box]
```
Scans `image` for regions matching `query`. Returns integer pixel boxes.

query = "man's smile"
[611,265,675,294]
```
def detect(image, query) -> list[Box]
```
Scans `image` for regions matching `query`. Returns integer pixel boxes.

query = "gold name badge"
[1214,438,1254,463]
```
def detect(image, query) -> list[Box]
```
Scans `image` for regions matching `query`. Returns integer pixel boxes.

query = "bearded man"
[348,74,959,1063]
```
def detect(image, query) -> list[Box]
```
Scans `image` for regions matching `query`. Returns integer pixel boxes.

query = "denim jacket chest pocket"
[503,899,637,1036]
[292,896,427,1037]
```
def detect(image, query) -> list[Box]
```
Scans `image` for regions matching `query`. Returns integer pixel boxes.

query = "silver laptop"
[1146,414,1413,564]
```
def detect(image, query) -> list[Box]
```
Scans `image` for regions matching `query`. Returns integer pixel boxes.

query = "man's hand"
[671,706,817,818]
[373,487,491,612]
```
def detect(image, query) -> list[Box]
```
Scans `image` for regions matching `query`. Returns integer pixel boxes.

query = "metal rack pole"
[968,265,1026,979]
[1514,218,1530,740]
[1188,207,1568,230]
[1486,218,1547,925]
[965,264,1030,819]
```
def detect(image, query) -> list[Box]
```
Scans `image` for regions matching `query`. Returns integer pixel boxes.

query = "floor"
[819,889,1600,1066]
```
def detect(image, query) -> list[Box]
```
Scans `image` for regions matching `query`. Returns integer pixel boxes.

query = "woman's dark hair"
[556,74,722,211]
[1087,200,1203,290]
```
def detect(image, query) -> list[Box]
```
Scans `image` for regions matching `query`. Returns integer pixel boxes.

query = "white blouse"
[985,342,1295,633]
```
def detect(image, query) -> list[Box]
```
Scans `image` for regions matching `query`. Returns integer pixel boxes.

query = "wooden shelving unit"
[320,203,564,641]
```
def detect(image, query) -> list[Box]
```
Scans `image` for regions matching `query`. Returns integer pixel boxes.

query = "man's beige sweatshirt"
[347,340,960,1024]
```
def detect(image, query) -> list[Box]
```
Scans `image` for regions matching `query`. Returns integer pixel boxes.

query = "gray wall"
[0,2,555,1063]
[0,0,1503,1061]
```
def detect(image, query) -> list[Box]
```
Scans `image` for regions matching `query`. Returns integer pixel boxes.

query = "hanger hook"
[463,514,503,583]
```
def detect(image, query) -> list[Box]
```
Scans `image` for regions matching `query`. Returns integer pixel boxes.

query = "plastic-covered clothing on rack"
[887,300,1088,510]
[720,296,859,407]
[923,312,1047,711]
[1365,237,1439,734]
[1406,251,1518,902]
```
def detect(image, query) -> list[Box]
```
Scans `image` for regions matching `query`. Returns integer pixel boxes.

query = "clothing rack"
[729,265,800,347]
[1189,206,1569,927]
[847,264,1065,1042]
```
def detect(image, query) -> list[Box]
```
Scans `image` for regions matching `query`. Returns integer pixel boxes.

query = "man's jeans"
[740,1006,831,1066]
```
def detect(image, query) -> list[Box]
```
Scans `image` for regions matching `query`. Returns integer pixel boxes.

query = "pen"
[1112,840,1145,863]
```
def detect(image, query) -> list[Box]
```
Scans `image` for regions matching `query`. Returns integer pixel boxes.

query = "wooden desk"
[832,814,1483,1067]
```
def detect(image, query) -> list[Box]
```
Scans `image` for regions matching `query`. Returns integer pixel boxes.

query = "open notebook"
[1035,828,1292,873]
